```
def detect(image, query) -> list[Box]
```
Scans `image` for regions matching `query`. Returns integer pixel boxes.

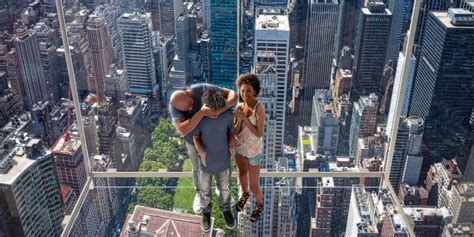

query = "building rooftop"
[386,204,409,234]
[51,130,81,157]
[362,4,391,16]
[256,12,289,31]
[121,205,213,237]
[434,10,474,28]
[0,138,49,185]
[403,207,450,222]
[353,185,378,234]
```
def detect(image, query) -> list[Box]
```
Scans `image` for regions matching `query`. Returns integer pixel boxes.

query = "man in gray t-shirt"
[168,83,237,214]
[192,87,236,231]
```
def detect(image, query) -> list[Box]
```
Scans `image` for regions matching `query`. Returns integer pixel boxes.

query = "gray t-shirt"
[168,83,220,144]
[192,110,234,174]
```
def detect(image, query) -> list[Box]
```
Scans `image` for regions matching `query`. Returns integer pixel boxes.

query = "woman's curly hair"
[236,74,260,96]
[202,87,226,110]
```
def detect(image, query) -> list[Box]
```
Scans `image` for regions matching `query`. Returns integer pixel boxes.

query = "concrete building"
[87,15,113,100]
[0,86,23,128]
[168,14,189,88]
[380,204,409,237]
[348,94,378,157]
[302,0,339,88]
[334,0,363,60]
[254,9,290,157]
[398,184,428,206]
[273,170,296,236]
[118,13,156,96]
[5,49,26,106]
[0,138,64,236]
[387,116,424,190]
[159,0,183,37]
[152,33,173,99]
[403,207,449,237]
[299,0,339,126]
[443,223,474,237]
[13,21,47,109]
[425,159,463,208]
[449,182,474,224]
[51,129,86,198]
[352,2,392,97]
[199,31,211,82]
[104,64,127,101]
[39,42,60,105]
[311,89,339,156]
[344,184,379,237]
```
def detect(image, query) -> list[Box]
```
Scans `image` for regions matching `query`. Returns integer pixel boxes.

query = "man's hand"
[211,107,226,118]
[200,105,215,118]
[198,150,207,167]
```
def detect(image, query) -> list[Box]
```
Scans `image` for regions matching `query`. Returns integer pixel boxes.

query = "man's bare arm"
[173,109,206,136]
[222,88,238,111]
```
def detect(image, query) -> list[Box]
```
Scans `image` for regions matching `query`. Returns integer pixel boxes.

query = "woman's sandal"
[250,203,263,222]
[235,192,250,212]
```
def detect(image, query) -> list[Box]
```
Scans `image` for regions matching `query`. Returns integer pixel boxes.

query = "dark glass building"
[408,9,474,180]
[210,0,238,89]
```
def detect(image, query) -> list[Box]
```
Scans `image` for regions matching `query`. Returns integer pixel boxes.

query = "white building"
[345,185,379,237]
[254,8,290,158]
[247,9,289,236]
[118,13,156,96]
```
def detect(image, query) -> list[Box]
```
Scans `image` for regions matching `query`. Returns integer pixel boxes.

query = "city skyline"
[0,0,473,236]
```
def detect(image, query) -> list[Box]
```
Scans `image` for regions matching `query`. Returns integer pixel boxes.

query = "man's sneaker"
[193,193,202,214]
[215,187,235,205]
[201,211,212,232]
[222,210,236,229]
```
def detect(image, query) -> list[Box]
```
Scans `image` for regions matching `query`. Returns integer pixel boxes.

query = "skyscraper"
[152,33,173,98]
[210,0,238,88]
[39,42,60,105]
[344,185,379,237]
[334,0,363,59]
[6,49,26,105]
[311,89,339,156]
[202,0,211,29]
[348,94,378,157]
[87,16,113,100]
[386,0,413,67]
[159,0,183,37]
[254,8,290,157]
[13,21,48,109]
[0,138,64,236]
[168,14,189,88]
[352,2,392,98]
[387,116,424,190]
[118,12,156,95]
[408,9,474,176]
[299,0,339,126]
[52,131,87,198]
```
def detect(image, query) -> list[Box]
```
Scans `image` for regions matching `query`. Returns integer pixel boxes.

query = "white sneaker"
[193,193,202,214]
[215,187,235,205]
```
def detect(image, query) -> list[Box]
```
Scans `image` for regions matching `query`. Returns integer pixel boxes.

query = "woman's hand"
[234,107,246,121]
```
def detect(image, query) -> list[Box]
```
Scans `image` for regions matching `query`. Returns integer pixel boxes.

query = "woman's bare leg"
[235,153,249,195]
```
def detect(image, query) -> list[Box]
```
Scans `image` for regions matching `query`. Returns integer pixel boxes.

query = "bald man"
[169,83,237,214]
